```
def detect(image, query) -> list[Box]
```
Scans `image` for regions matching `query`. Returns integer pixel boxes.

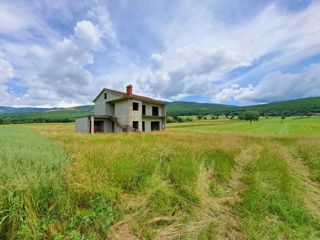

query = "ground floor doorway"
[151,121,160,131]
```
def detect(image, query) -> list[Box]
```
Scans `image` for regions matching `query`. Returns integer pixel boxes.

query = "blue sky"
[0,0,320,107]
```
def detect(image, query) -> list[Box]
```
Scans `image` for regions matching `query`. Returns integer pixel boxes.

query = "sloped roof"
[93,88,166,105]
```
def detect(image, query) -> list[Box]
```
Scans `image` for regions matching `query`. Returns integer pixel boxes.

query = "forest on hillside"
[0,97,319,124]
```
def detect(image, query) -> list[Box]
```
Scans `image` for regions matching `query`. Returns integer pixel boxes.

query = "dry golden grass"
[1,120,320,239]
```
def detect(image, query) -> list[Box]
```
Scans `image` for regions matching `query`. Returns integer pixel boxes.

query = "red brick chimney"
[126,84,133,96]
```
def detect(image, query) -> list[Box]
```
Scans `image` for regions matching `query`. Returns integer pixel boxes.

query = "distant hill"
[241,97,320,116]
[0,97,320,124]
[0,106,59,114]
[167,101,238,116]
[0,105,93,124]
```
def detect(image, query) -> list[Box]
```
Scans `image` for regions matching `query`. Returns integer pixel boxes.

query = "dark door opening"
[111,103,115,115]
[94,121,104,133]
[151,121,160,131]
[142,121,145,131]
[142,105,146,115]
[112,121,115,132]
[132,121,139,130]
[152,106,159,116]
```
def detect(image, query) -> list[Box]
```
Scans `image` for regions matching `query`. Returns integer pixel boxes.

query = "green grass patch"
[0,128,118,239]
[296,143,320,183]
[202,149,235,183]
[170,117,320,137]
[237,148,320,239]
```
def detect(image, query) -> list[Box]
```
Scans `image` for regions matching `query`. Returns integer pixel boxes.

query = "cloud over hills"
[0,0,320,107]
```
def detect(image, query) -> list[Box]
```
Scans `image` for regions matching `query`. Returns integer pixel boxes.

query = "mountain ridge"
[0,97,320,124]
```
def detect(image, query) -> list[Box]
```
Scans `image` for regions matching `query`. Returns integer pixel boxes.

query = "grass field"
[1,118,320,239]
[169,117,320,136]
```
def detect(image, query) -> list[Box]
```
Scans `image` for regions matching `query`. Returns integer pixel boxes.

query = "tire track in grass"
[153,146,261,240]
[154,164,220,240]
[237,142,320,239]
[214,145,262,240]
[277,142,320,219]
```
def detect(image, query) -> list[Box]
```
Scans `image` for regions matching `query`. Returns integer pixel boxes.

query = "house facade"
[75,85,166,133]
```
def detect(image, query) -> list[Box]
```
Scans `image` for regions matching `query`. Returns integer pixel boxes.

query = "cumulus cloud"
[214,63,320,104]
[0,57,14,82]
[137,1,320,101]
[74,20,103,50]
[1,0,320,107]
[0,56,15,104]
[0,2,37,35]
[18,20,104,107]
[0,1,59,42]
[86,4,117,41]
[137,45,251,99]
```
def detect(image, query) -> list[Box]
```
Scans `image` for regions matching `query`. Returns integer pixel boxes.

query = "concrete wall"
[128,99,142,130]
[104,119,113,132]
[142,117,166,132]
[76,117,117,134]
[115,100,130,126]
[142,103,166,117]
[76,117,90,133]
[94,90,122,115]
[141,103,166,132]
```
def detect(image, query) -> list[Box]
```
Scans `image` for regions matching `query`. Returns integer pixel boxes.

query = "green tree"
[166,116,176,123]
[240,111,259,123]
[173,116,183,123]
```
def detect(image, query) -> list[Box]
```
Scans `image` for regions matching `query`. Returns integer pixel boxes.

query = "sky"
[0,0,320,107]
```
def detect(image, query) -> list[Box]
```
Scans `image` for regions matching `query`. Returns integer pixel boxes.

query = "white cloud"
[138,45,251,99]
[86,4,117,41]
[214,63,320,104]
[0,56,15,105]
[0,2,35,34]
[16,20,104,107]
[1,0,320,107]
[74,20,103,50]
[0,57,14,82]
[136,1,320,101]
[0,1,59,41]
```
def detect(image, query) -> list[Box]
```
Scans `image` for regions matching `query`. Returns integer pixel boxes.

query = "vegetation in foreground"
[0,128,116,239]
[0,118,320,239]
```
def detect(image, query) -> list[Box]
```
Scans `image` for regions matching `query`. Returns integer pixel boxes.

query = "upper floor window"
[104,92,107,99]
[142,105,146,115]
[152,106,159,116]
[133,102,139,111]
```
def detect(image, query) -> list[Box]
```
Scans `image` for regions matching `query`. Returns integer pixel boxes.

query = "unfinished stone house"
[75,85,166,133]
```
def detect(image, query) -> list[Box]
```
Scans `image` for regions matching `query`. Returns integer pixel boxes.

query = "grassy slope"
[1,119,320,239]
[242,97,320,115]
